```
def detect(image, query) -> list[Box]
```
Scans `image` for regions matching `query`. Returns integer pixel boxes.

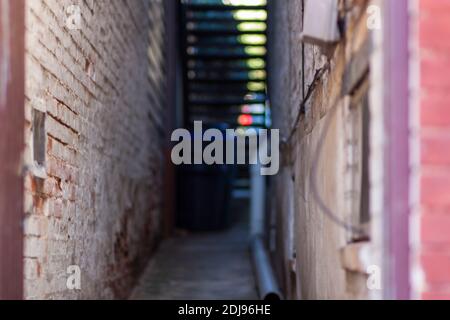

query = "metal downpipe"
[249,146,282,300]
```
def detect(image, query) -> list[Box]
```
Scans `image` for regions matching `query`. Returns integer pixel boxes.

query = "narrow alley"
[1,0,450,303]
[132,202,257,300]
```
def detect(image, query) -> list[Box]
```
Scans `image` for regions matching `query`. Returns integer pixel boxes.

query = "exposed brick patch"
[421,132,450,166]
[422,292,450,300]
[421,94,450,127]
[421,252,450,283]
[421,173,450,207]
[421,214,450,245]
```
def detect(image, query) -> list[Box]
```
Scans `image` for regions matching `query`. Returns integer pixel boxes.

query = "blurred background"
[0,0,449,300]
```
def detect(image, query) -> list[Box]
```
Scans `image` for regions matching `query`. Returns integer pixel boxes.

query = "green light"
[233,10,267,21]
[222,0,267,6]
[247,82,266,91]
[238,22,267,32]
[239,34,266,45]
[246,58,266,69]
[248,70,266,80]
[245,46,266,56]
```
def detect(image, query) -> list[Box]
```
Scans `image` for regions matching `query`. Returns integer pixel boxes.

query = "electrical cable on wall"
[309,96,366,236]
[281,62,330,147]
[279,62,366,236]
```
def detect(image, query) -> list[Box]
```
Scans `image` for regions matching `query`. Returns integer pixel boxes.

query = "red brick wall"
[418,0,450,300]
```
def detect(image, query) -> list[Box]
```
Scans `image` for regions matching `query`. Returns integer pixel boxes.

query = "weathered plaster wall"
[23,0,166,299]
[268,0,378,299]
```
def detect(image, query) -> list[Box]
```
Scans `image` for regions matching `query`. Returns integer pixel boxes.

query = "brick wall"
[268,0,380,299]
[416,0,450,300]
[23,0,167,299]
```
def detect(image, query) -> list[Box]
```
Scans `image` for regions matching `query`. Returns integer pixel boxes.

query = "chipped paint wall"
[23,0,167,299]
[268,0,383,299]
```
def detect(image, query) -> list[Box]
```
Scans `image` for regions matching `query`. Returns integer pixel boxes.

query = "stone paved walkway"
[131,213,258,300]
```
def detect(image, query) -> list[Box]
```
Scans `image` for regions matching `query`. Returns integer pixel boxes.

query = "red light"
[238,115,253,126]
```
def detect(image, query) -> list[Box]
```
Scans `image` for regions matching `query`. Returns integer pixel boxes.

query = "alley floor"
[131,207,258,300]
